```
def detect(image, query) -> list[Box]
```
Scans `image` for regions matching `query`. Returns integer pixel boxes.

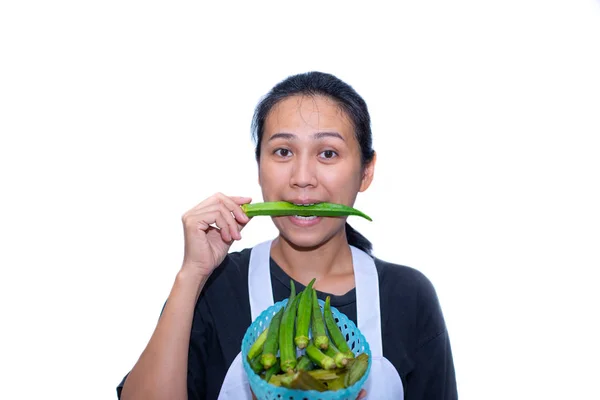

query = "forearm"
[121,267,209,400]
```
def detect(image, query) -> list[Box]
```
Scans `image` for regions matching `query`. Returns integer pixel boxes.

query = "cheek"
[259,162,287,192]
[321,167,362,198]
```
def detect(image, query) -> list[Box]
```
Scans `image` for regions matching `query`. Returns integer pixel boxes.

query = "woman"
[117,72,458,399]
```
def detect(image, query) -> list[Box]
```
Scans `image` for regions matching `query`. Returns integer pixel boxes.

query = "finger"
[187,208,233,242]
[211,211,233,242]
[228,195,253,205]
[195,198,249,234]
[186,192,247,215]
[357,389,367,399]
[216,202,243,240]
[217,194,252,225]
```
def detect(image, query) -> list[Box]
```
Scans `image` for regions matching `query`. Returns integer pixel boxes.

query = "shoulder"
[374,257,438,300]
[374,257,447,343]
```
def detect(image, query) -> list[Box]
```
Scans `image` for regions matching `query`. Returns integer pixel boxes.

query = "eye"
[319,150,338,159]
[274,148,292,157]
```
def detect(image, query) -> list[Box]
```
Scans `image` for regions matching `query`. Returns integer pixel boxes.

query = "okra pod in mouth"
[241,201,372,221]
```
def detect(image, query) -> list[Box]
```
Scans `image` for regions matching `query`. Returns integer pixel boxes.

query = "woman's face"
[258,95,375,248]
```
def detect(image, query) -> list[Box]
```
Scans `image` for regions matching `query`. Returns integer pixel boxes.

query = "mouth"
[285,201,323,222]
[291,201,321,217]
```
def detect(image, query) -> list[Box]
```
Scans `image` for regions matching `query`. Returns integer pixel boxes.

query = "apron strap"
[248,240,275,322]
[351,245,384,358]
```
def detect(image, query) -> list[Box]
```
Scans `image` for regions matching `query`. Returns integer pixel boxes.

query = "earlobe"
[359,152,376,192]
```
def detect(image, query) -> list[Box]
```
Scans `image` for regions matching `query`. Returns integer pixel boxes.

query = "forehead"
[264,95,354,138]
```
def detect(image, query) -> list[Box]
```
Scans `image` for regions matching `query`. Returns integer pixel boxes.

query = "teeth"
[294,215,317,220]
[295,203,315,206]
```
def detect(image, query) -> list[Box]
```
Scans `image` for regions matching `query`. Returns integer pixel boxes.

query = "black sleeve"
[405,329,457,399]
[404,273,458,399]
[186,297,212,400]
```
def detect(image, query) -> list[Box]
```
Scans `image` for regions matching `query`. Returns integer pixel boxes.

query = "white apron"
[217,240,404,400]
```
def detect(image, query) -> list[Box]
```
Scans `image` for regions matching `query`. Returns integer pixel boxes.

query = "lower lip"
[288,215,322,227]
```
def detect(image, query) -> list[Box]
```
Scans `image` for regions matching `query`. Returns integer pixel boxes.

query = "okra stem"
[306,340,336,370]
[324,340,351,368]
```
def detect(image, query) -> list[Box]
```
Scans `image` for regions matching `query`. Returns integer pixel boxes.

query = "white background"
[1,1,599,399]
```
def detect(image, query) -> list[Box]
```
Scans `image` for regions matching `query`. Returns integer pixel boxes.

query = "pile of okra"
[247,278,369,392]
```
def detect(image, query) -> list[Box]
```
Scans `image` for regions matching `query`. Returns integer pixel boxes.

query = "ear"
[359,152,376,192]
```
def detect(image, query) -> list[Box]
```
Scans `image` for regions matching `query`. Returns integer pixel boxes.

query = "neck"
[270,231,354,292]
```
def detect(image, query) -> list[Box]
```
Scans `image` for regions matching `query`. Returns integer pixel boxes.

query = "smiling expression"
[258,94,375,248]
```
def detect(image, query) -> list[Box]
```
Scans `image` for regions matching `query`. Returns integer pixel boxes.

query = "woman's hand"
[180,193,252,277]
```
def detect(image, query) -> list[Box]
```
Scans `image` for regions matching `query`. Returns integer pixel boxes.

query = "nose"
[290,154,317,188]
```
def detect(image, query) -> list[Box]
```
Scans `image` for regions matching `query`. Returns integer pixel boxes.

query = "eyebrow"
[268,132,345,141]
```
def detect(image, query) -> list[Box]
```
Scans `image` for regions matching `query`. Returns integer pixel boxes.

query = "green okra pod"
[241,201,372,221]
[249,354,264,374]
[324,296,355,359]
[307,369,339,381]
[324,339,352,368]
[294,278,316,349]
[344,353,369,387]
[260,307,284,370]
[279,281,300,373]
[311,289,329,350]
[295,355,315,372]
[264,359,281,383]
[306,340,336,370]
[247,326,269,361]
[281,370,328,392]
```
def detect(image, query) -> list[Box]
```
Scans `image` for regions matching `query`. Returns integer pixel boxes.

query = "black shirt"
[117,247,458,399]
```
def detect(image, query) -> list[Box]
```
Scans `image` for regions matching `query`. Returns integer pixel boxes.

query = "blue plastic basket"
[241,298,371,400]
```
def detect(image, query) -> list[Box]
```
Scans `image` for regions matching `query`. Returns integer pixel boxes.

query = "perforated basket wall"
[241,298,371,400]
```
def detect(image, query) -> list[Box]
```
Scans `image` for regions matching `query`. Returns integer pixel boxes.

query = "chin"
[275,221,341,251]
[280,234,325,251]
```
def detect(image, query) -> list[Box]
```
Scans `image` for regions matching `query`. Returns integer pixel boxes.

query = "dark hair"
[251,71,375,256]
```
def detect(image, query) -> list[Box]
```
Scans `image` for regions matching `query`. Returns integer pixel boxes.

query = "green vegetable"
[241,201,372,221]
[247,326,269,361]
[260,307,284,369]
[311,289,329,350]
[264,359,281,383]
[306,340,336,370]
[249,354,264,374]
[281,370,328,392]
[307,369,339,381]
[294,278,316,349]
[324,339,352,368]
[324,296,355,359]
[296,355,315,372]
[279,281,299,373]
[344,353,369,387]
